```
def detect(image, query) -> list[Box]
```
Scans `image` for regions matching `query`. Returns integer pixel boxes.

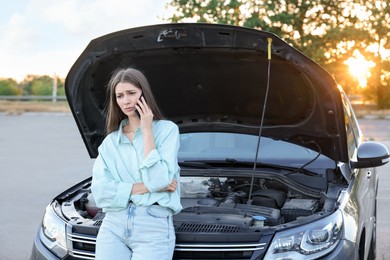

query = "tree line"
[0,75,64,96]
[2,1,389,109]
[165,0,390,109]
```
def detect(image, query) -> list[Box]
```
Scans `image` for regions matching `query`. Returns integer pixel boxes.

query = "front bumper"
[321,239,357,259]
[30,227,61,260]
[30,226,358,260]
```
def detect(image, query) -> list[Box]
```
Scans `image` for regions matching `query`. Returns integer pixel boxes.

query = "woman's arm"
[131,182,149,194]
[91,153,134,209]
[136,96,156,158]
[132,179,178,195]
[139,123,180,192]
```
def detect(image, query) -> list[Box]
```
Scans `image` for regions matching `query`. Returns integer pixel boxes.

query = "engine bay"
[61,174,344,234]
[175,176,324,232]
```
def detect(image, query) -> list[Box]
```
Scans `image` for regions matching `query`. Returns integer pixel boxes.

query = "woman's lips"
[124,107,135,112]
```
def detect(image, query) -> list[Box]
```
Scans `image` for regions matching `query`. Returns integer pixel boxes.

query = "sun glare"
[344,50,375,88]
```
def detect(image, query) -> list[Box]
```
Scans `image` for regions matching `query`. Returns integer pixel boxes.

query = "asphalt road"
[0,113,389,260]
[0,113,94,260]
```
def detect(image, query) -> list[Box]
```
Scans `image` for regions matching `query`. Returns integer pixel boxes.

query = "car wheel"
[367,199,377,260]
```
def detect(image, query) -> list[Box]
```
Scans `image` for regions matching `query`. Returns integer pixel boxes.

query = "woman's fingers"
[159,179,178,192]
[137,97,150,113]
[165,179,178,192]
[136,97,153,121]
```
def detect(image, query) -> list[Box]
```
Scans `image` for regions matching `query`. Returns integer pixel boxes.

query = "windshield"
[179,132,335,169]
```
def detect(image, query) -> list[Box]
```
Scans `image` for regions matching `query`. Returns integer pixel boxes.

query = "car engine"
[61,175,341,232]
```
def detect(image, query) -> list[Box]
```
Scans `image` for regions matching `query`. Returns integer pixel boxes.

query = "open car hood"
[65,23,348,161]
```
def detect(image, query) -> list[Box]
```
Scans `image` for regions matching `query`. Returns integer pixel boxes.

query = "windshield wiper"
[179,158,255,169]
[179,159,320,176]
[229,160,321,176]
[178,161,215,169]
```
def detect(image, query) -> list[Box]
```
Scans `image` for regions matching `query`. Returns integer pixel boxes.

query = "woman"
[91,67,182,259]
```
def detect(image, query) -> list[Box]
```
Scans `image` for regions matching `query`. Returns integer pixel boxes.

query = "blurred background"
[1,0,390,113]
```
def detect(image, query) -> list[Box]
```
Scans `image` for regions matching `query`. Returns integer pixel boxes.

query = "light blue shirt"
[91,119,182,214]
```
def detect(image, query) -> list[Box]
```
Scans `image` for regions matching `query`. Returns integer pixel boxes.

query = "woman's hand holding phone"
[134,94,143,118]
[135,95,153,126]
[136,95,155,158]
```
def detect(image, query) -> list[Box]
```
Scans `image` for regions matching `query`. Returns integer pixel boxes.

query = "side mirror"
[351,141,390,169]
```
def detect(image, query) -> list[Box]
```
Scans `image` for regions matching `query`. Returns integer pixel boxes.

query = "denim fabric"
[95,203,175,260]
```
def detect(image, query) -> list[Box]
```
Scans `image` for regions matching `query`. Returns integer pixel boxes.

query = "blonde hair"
[105,67,164,134]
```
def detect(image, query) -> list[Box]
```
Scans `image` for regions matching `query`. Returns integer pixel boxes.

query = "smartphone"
[135,93,144,118]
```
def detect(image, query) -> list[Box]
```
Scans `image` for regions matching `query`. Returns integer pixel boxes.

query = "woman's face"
[115,82,142,117]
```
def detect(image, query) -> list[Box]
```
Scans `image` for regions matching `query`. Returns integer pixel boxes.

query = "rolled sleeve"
[113,182,133,207]
[91,146,134,209]
[141,149,161,168]
[139,124,180,193]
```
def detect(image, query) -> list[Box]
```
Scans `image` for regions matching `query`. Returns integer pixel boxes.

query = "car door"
[342,92,376,256]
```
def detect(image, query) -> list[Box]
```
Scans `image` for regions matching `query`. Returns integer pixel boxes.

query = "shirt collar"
[116,119,158,144]
[117,119,130,144]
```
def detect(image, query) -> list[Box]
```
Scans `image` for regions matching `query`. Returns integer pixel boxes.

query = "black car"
[30,23,389,260]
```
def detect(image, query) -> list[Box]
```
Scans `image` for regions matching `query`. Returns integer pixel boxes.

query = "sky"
[0,0,172,81]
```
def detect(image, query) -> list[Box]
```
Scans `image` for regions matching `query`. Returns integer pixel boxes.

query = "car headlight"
[264,210,343,260]
[39,203,67,258]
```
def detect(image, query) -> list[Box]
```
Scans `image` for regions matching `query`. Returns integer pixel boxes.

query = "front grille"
[67,233,96,259]
[66,229,267,260]
[93,220,102,226]
[174,242,267,259]
[175,242,266,251]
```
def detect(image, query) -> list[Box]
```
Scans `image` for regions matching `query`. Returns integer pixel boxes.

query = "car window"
[341,92,361,158]
[179,132,334,168]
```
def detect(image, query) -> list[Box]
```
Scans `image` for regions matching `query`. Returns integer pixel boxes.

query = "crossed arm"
[131,179,178,195]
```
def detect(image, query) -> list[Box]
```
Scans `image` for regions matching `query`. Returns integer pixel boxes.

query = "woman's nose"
[124,95,132,104]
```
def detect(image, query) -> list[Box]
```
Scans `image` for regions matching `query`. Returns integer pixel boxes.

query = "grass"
[0,100,71,114]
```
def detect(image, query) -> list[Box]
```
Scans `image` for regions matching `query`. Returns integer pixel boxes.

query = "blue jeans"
[95,203,175,260]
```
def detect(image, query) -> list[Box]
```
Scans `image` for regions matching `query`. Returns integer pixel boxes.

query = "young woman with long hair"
[91,67,181,259]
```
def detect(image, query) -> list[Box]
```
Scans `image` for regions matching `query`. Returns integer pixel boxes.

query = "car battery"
[281,199,319,222]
